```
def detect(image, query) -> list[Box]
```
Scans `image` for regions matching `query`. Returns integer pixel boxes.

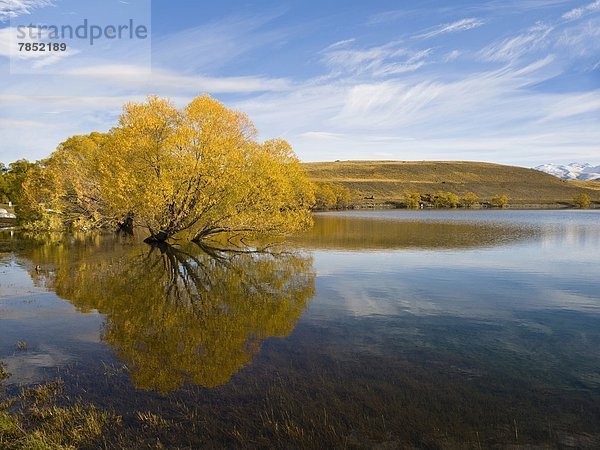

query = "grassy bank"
[304,161,600,208]
[569,180,600,191]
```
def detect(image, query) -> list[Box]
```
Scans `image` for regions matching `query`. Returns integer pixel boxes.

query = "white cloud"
[152,12,289,72]
[321,41,431,77]
[480,16,600,68]
[539,92,600,121]
[369,1,572,25]
[479,23,553,62]
[0,118,47,128]
[0,0,53,22]
[324,39,356,50]
[67,64,292,94]
[562,0,600,20]
[443,50,462,62]
[0,92,153,162]
[366,9,417,25]
[1,5,599,167]
[233,51,599,165]
[458,0,575,14]
[564,7,584,20]
[415,18,485,40]
[556,17,600,60]
[298,131,344,141]
[373,49,432,76]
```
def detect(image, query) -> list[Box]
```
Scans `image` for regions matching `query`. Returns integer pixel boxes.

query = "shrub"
[433,191,459,208]
[403,192,421,209]
[491,194,510,208]
[460,192,479,208]
[332,184,352,209]
[313,182,351,210]
[573,193,591,209]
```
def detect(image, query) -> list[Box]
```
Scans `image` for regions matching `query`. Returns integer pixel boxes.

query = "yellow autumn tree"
[19,95,315,242]
[403,191,421,209]
[491,194,510,208]
[460,192,480,208]
[102,95,314,242]
[433,191,459,208]
[313,182,351,210]
[573,193,591,209]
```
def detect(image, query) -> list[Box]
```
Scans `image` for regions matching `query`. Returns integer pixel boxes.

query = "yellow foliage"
[491,194,510,208]
[433,191,459,208]
[403,192,421,209]
[313,182,351,210]
[25,236,315,393]
[460,192,480,208]
[18,96,314,242]
[573,193,591,208]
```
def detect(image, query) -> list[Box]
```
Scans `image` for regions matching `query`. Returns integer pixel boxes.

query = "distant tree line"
[402,191,511,209]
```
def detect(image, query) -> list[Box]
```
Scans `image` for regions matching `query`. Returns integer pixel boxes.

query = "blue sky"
[1,0,599,166]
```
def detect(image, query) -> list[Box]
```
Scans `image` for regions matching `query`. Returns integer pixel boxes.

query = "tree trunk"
[144,230,170,243]
[116,214,134,235]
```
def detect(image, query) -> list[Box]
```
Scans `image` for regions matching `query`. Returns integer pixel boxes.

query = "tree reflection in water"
[23,235,315,393]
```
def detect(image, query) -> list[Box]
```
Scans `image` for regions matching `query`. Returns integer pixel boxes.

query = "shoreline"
[313,203,599,212]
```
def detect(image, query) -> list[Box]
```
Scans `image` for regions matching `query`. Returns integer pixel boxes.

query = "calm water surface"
[1,210,599,448]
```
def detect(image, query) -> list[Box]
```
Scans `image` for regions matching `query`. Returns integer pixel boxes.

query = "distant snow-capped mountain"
[534,163,600,181]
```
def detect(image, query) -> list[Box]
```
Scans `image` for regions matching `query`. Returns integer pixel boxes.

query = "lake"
[1,210,599,448]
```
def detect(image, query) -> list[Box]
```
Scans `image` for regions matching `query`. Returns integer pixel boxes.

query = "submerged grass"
[0,363,121,450]
[2,334,600,450]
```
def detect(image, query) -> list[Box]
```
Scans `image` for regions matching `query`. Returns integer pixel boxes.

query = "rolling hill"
[303,161,600,207]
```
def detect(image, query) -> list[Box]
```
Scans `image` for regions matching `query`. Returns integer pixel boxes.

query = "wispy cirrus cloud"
[456,0,574,14]
[234,43,599,164]
[443,50,462,62]
[243,11,600,164]
[480,14,600,68]
[324,39,356,50]
[298,131,344,141]
[321,41,431,77]
[368,1,571,25]
[330,58,559,131]
[414,18,485,40]
[366,9,419,25]
[152,11,289,73]
[0,0,53,22]
[562,0,600,20]
[556,17,600,64]
[1,1,599,166]
[479,23,553,62]
[67,64,292,94]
